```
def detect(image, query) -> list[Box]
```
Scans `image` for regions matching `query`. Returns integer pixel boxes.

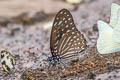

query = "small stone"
[88,71,96,79]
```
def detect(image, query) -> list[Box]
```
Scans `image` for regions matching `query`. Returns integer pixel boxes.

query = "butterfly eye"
[48,9,87,66]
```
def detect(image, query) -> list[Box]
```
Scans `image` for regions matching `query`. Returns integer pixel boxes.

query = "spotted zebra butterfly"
[0,50,15,72]
[48,9,87,66]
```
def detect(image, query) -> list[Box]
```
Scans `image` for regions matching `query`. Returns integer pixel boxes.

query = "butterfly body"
[0,50,15,72]
[48,9,87,65]
[48,54,61,65]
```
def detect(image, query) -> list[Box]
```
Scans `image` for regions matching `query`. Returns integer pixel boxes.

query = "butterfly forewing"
[50,9,78,55]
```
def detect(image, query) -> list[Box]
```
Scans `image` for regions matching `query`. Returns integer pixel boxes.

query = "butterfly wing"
[0,50,15,72]
[113,9,120,43]
[57,30,87,61]
[109,3,120,28]
[50,9,78,56]
[97,20,120,54]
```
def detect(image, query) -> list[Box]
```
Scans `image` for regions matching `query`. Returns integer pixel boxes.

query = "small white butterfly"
[97,3,120,54]
[0,50,16,72]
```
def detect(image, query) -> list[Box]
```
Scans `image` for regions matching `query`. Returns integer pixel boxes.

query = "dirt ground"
[0,0,120,80]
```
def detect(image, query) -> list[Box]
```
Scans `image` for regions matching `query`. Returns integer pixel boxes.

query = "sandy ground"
[0,0,120,80]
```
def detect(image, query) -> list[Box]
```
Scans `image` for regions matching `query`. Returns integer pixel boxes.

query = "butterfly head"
[47,57,55,64]
[47,55,61,65]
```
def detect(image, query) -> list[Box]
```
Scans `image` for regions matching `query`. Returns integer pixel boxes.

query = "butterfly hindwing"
[58,30,86,61]
[109,3,120,28]
[113,9,120,43]
[97,20,120,54]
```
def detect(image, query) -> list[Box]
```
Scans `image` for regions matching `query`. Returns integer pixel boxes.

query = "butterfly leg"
[48,63,53,70]
[56,64,59,70]
[60,61,67,69]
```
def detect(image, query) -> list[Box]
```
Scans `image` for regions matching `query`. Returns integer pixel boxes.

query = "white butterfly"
[0,50,16,72]
[97,3,120,54]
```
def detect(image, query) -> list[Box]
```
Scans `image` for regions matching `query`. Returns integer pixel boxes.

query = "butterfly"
[97,3,120,54]
[0,50,16,72]
[47,9,87,66]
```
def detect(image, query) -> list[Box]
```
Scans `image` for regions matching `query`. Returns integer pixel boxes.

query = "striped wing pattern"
[49,9,87,64]
[0,50,15,72]
[50,9,77,56]
[57,30,86,61]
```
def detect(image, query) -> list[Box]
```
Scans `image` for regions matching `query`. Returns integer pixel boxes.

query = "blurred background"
[0,0,120,80]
